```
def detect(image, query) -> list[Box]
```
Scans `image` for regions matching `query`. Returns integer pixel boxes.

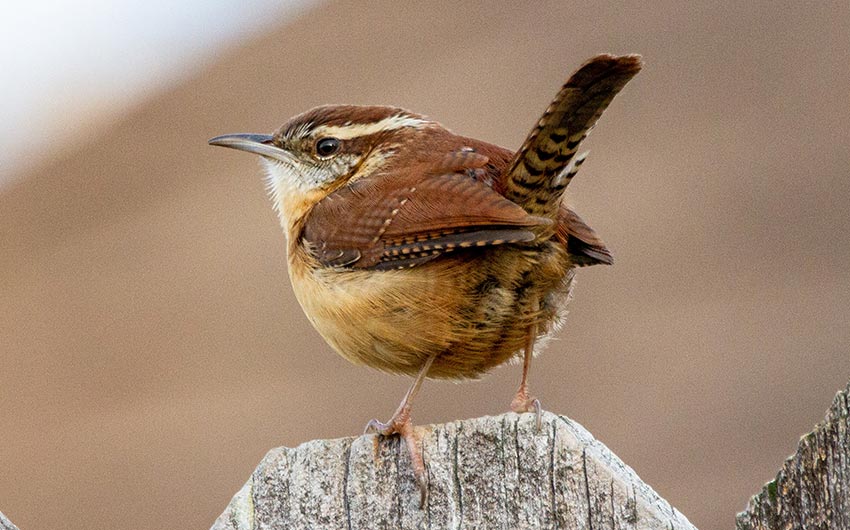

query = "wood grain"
[211,411,694,530]
[737,380,850,530]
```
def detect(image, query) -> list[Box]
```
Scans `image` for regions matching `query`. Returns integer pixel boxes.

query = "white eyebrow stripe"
[316,114,430,140]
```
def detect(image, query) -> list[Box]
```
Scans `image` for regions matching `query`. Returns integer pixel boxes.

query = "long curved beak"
[208,133,290,162]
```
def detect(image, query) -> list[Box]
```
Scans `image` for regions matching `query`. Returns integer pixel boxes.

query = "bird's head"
[209,105,436,231]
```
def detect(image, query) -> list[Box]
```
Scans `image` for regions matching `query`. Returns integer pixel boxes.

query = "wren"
[209,54,642,505]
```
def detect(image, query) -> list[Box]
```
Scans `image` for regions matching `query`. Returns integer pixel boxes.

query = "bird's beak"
[208,133,290,163]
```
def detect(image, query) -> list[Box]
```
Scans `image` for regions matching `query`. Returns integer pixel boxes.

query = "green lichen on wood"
[764,479,777,504]
[736,379,850,530]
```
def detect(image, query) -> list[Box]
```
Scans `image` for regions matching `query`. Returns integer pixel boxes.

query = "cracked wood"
[737,380,850,530]
[211,412,694,530]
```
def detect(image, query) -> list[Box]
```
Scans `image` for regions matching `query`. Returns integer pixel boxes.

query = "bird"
[209,53,641,505]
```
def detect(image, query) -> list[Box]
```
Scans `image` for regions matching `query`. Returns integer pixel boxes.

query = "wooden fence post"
[211,411,695,529]
[737,381,850,529]
[0,511,19,530]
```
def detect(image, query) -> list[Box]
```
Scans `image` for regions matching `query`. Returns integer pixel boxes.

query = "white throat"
[260,158,318,233]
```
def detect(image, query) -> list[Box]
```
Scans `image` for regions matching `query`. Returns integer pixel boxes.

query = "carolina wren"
[210,54,641,504]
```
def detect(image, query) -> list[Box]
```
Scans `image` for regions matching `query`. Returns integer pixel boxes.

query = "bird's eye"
[315,137,341,157]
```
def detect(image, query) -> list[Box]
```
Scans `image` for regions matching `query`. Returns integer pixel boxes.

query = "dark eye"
[315,137,340,157]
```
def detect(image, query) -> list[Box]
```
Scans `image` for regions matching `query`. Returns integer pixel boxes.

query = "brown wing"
[556,204,613,267]
[302,150,552,270]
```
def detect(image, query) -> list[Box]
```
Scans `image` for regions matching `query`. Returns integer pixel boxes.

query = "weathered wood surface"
[737,380,850,530]
[0,511,20,530]
[211,411,694,529]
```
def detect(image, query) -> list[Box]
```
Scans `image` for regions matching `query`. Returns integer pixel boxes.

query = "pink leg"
[510,321,543,431]
[365,352,438,506]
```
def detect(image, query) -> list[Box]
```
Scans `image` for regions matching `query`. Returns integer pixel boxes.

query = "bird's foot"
[364,405,410,436]
[511,385,543,432]
[364,409,428,507]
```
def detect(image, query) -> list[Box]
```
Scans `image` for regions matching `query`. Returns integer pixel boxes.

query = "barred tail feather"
[502,54,642,217]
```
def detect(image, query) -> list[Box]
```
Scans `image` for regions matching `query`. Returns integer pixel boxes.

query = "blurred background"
[1,1,848,529]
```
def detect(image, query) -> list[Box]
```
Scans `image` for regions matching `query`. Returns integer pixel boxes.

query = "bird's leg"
[364,352,438,506]
[510,319,543,431]
[363,352,436,435]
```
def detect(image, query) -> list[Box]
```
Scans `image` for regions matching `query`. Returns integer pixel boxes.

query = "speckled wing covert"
[302,150,552,270]
[502,54,642,217]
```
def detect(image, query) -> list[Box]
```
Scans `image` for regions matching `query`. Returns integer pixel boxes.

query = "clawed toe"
[364,406,411,437]
[416,471,428,508]
[362,353,437,509]
[530,397,542,431]
[511,389,543,431]
[365,411,429,507]
[364,418,394,436]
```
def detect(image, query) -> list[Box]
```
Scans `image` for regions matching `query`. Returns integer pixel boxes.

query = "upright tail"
[501,54,642,218]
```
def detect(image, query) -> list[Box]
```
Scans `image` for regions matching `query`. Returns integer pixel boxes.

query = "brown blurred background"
[2,1,849,529]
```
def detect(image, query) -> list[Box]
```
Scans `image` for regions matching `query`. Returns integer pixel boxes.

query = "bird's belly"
[289,246,573,379]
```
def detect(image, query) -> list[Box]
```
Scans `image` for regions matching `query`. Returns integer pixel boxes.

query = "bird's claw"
[364,418,394,436]
[364,409,428,506]
[511,389,544,432]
